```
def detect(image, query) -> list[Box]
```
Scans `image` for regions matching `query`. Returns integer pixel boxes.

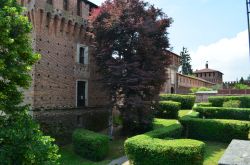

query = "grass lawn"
[59,138,125,165]
[203,141,228,165]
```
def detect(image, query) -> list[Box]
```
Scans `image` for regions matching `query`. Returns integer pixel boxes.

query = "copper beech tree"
[89,0,172,134]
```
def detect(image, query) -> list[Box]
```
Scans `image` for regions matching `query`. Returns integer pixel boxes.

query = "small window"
[77,0,81,16]
[77,44,88,64]
[63,0,68,10]
[47,0,53,5]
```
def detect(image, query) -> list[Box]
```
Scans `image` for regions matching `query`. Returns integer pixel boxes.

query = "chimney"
[206,61,208,69]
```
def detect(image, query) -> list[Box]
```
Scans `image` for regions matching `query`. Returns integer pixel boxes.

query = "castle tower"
[18,0,108,110]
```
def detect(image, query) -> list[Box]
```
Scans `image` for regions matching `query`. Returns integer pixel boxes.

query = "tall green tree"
[247,75,250,81]
[180,47,193,75]
[0,1,60,164]
[89,0,172,134]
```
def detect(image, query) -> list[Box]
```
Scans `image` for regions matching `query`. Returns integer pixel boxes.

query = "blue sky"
[90,0,250,81]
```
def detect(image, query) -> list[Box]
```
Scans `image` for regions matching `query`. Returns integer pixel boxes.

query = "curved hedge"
[155,101,181,119]
[208,96,250,108]
[160,94,196,109]
[180,117,250,143]
[193,107,250,121]
[125,119,205,165]
[196,102,212,108]
[72,129,109,161]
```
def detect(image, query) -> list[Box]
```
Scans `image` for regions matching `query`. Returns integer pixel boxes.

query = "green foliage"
[208,96,250,108]
[0,114,60,165]
[193,106,250,121]
[234,83,249,89]
[196,102,212,107]
[180,47,193,75]
[72,129,109,161]
[0,1,60,164]
[155,101,181,119]
[125,119,205,165]
[160,94,196,109]
[211,84,223,90]
[180,117,250,143]
[223,100,241,108]
[190,87,212,93]
[90,0,172,134]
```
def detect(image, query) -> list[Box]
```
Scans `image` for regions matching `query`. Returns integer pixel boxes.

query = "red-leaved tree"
[89,0,172,134]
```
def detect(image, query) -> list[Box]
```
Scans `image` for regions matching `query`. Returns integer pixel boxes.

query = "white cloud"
[191,30,250,81]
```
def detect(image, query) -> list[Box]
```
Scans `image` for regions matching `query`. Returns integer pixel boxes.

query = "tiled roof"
[194,68,223,74]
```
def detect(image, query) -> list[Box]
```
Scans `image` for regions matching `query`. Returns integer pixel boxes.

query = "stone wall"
[33,108,110,145]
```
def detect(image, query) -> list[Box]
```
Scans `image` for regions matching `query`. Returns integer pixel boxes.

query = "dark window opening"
[47,0,52,5]
[77,0,81,16]
[63,0,68,10]
[79,47,85,64]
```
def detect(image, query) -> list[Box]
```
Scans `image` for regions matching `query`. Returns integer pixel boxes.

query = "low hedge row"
[196,102,212,107]
[125,119,205,165]
[193,107,250,121]
[72,129,109,161]
[180,117,250,143]
[160,94,196,109]
[208,96,250,108]
[155,101,181,119]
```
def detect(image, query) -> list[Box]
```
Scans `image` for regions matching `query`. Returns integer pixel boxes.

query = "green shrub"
[208,96,250,108]
[190,87,212,93]
[234,83,249,89]
[151,119,182,138]
[125,119,205,165]
[155,101,181,119]
[160,94,196,109]
[223,100,241,108]
[180,117,250,143]
[196,102,212,107]
[72,129,109,161]
[193,107,250,121]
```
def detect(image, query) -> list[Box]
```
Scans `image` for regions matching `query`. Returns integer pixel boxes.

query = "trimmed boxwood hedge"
[180,117,250,143]
[160,94,196,109]
[72,129,109,161]
[125,119,205,165]
[196,102,212,107]
[155,101,181,119]
[208,96,250,108]
[193,106,250,121]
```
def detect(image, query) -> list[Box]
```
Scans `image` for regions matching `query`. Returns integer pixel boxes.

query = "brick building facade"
[18,0,108,110]
[194,62,223,84]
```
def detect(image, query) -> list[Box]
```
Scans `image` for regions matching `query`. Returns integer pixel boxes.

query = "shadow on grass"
[59,138,126,165]
[203,141,228,165]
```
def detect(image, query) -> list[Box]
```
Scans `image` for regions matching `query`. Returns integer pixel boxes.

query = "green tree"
[0,1,60,164]
[247,75,250,81]
[239,77,244,84]
[180,47,193,75]
[89,0,172,134]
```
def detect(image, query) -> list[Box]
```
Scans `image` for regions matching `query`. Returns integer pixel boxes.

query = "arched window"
[63,0,68,10]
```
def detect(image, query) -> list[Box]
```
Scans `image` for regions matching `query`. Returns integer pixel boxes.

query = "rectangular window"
[77,44,88,64]
[63,0,68,10]
[77,0,81,16]
[79,47,85,64]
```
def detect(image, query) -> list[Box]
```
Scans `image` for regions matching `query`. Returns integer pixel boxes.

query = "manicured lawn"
[178,109,199,118]
[59,138,125,165]
[203,141,228,165]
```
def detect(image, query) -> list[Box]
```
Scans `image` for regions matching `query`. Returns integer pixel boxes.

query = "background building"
[194,62,223,84]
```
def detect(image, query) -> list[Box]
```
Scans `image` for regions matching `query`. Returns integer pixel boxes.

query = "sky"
[90,0,250,81]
